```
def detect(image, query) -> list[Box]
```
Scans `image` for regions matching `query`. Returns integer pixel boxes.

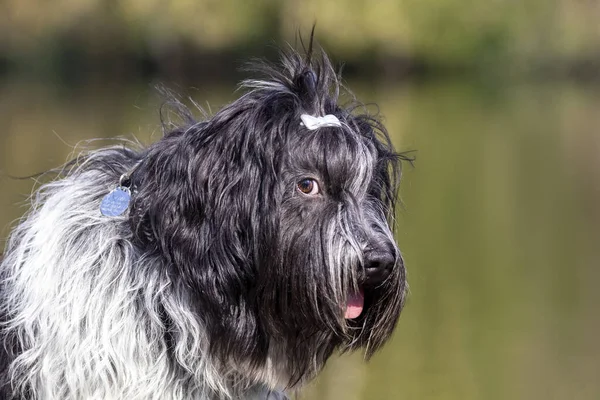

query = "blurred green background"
[1,1,599,399]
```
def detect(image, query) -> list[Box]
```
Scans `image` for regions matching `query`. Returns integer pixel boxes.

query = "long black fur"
[0,39,410,399]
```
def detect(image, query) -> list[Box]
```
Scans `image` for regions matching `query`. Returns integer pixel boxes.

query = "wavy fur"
[0,43,409,399]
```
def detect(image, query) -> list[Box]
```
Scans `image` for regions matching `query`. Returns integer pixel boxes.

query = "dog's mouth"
[344,287,365,319]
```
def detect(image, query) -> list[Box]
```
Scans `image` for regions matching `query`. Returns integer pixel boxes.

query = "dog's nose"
[363,249,395,287]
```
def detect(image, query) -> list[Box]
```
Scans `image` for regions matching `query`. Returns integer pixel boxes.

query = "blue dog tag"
[100,187,131,217]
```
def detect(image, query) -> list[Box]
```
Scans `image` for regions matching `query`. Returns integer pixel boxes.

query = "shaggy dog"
[0,42,409,399]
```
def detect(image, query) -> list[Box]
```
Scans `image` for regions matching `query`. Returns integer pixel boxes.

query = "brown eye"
[297,178,320,195]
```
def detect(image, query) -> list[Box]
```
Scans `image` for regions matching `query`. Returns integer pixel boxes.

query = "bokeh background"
[1,1,599,399]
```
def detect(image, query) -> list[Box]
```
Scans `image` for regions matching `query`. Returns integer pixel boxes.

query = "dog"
[0,42,409,399]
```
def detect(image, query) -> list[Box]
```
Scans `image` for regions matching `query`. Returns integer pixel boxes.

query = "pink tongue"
[345,288,364,319]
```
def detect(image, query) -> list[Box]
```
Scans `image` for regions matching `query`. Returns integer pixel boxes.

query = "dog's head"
[128,46,409,389]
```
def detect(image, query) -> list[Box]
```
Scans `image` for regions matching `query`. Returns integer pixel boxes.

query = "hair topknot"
[240,33,343,118]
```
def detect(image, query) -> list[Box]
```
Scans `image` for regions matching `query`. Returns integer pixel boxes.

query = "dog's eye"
[297,178,320,196]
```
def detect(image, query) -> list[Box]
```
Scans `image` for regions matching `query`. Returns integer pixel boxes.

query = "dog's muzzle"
[344,245,397,319]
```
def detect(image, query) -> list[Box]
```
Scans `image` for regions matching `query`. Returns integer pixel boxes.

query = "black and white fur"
[0,43,409,399]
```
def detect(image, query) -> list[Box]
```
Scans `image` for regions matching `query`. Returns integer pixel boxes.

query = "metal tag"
[100,187,131,217]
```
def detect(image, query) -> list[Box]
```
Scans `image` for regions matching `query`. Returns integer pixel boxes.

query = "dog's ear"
[131,118,277,367]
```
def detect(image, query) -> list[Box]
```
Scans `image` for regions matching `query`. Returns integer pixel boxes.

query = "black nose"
[363,249,395,287]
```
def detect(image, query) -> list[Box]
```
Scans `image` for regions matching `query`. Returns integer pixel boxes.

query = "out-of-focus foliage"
[1,0,599,74]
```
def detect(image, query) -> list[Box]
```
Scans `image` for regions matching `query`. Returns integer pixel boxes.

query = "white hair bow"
[300,114,342,130]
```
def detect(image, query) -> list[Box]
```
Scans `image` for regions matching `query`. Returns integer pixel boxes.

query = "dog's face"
[254,110,406,385]
[129,53,406,389]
